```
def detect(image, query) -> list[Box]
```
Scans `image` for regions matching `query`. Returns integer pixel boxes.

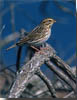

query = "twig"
[66,53,76,65]
[54,0,75,16]
[0,32,20,49]
[16,46,22,71]
[10,3,15,33]
[51,55,76,83]
[0,25,5,36]
[63,91,74,98]
[10,3,17,54]
[35,68,58,98]
[46,61,76,91]
[0,28,29,49]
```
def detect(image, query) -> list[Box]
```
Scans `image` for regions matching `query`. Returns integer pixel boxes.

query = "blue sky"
[0,0,76,72]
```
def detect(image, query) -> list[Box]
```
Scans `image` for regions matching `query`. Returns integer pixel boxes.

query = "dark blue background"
[0,0,76,73]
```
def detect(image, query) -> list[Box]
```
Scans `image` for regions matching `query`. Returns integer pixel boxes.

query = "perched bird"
[6,18,56,51]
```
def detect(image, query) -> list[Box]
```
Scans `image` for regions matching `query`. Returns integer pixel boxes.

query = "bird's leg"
[30,45,45,54]
[30,45,39,52]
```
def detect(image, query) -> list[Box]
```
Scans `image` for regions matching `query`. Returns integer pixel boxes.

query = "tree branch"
[8,44,76,98]
[46,61,76,91]
[35,68,58,98]
[8,44,55,98]
[16,46,22,71]
[63,91,74,98]
[51,55,76,83]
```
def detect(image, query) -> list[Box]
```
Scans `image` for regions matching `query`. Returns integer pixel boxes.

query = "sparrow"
[6,18,56,51]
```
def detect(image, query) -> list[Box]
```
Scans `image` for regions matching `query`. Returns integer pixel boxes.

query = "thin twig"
[66,53,76,65]
[16,46,22,71]
[46,61,76,91]
[10,3,17,54]
[35,68,58,98]
[0,32,20,49]
[51,55,76,83]
[63,91,74,98]
[54,0,75,16]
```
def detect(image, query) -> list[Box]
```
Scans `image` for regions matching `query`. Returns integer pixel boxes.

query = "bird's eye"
[48,20,52,22]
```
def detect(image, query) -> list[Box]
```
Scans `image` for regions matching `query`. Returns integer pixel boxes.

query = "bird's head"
[40,18,56,28]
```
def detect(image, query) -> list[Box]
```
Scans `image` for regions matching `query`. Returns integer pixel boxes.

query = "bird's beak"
[53,20,56,23]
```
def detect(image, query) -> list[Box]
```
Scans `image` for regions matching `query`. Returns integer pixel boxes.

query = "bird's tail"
[6,44,17,51]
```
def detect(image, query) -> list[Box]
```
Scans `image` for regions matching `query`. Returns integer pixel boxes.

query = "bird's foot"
[40,47,49,50]
[31,46,45,54]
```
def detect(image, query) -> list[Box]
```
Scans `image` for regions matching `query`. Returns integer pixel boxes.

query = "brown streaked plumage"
[6,18,56,51]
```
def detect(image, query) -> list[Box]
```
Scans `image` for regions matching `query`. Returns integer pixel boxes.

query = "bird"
[6,18,56,51]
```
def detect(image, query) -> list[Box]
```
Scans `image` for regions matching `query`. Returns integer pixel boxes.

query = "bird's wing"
[17,26,42,45]
[17,25,48,45]
[28,26,45,42]
[16,36,29,46]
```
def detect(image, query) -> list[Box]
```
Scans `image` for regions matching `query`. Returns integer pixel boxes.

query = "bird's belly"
[28,31,51,46]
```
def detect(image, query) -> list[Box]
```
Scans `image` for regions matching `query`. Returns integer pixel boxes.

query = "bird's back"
[27,25,51,46]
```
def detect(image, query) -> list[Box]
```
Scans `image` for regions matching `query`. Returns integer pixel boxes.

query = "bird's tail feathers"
[6,44,17,51]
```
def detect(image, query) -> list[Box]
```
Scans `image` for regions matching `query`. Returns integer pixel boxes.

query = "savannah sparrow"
[6,18,56,51]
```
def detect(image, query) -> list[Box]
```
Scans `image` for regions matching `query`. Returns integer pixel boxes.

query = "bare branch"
[0,32,20,49]
[63,91,74,98]
[8,44,55,98]
[16,46,22,71]
[46,61,76,91]
[54,0,75,16]
[66,53,76,65]
[35,68,58,98]
[8,44,76,98]
[51,55,76,83]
